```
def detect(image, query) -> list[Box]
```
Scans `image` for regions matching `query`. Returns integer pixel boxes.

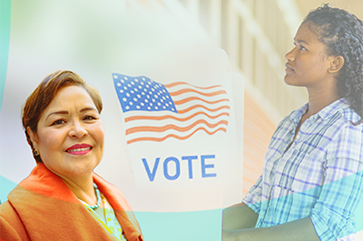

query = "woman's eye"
[84,116,96,121]
[52,119,65,125]
[300,45,307,51]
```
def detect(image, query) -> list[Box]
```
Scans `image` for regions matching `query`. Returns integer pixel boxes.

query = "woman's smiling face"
[28,85,104,179]
[284,21,334,88]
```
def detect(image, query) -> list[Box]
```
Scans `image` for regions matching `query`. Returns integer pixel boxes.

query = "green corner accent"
[356,198,363,231]
[134,209,222,240]
[0,175,17,203]
[0,0,11,112]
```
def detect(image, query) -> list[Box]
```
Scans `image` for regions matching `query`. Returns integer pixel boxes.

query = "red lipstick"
[65,144,92,155]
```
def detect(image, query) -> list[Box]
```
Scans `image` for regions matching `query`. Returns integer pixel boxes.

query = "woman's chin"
[284,75,294,86]
[284,76,302,87]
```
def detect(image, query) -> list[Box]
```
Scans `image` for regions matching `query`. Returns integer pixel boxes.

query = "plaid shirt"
[243,98,363,241]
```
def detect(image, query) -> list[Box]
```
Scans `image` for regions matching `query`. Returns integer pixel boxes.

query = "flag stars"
[114,74,177,113]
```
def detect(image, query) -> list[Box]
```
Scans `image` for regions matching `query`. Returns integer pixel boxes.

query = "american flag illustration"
[112,73,230,144]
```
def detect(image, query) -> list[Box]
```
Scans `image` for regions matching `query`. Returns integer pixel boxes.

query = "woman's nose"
[68,120,87,138]
[285,47,296,61]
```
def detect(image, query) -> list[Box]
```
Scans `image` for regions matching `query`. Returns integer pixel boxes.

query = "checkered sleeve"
[310,124,363,241]
[242,174,263,214]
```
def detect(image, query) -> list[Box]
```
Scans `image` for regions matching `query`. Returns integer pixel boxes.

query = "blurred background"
[1,0,362,239]
[2,0,361,200]
[2,0,362,209]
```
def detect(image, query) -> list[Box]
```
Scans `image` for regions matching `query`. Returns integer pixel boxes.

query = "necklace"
[85,183,101,210]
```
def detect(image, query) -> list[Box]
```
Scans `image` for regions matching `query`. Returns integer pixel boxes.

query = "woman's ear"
[328,55,345,74]
[27,126,38,149]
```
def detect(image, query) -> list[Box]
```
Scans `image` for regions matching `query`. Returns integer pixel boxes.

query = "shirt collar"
[289,102,308,126]
[289,98,349,124]
[315,98,349,120]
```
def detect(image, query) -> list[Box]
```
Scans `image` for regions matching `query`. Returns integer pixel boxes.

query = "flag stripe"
[173,97,229,105]
[126,123,228,139]
[125,112,230,122]
[169,88,226,97]
[176,104,230,114]
[126,127,227,144]
[126,119,229,134]
[164,82,222,89]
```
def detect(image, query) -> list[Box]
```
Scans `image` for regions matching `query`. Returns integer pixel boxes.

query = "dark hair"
[22,70,103,163]
[304,4,363,124]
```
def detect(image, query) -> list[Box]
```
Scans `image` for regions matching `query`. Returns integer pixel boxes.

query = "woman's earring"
[34,149,40,156]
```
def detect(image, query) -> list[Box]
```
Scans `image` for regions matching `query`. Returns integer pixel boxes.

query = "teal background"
[0,175,16,204]
[134,209,222,240]
[0,0,11,112]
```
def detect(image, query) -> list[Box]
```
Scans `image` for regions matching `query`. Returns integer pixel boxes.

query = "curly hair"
[304,4,363,124]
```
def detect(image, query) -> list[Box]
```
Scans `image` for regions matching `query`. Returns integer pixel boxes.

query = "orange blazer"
[0,163,143,241]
